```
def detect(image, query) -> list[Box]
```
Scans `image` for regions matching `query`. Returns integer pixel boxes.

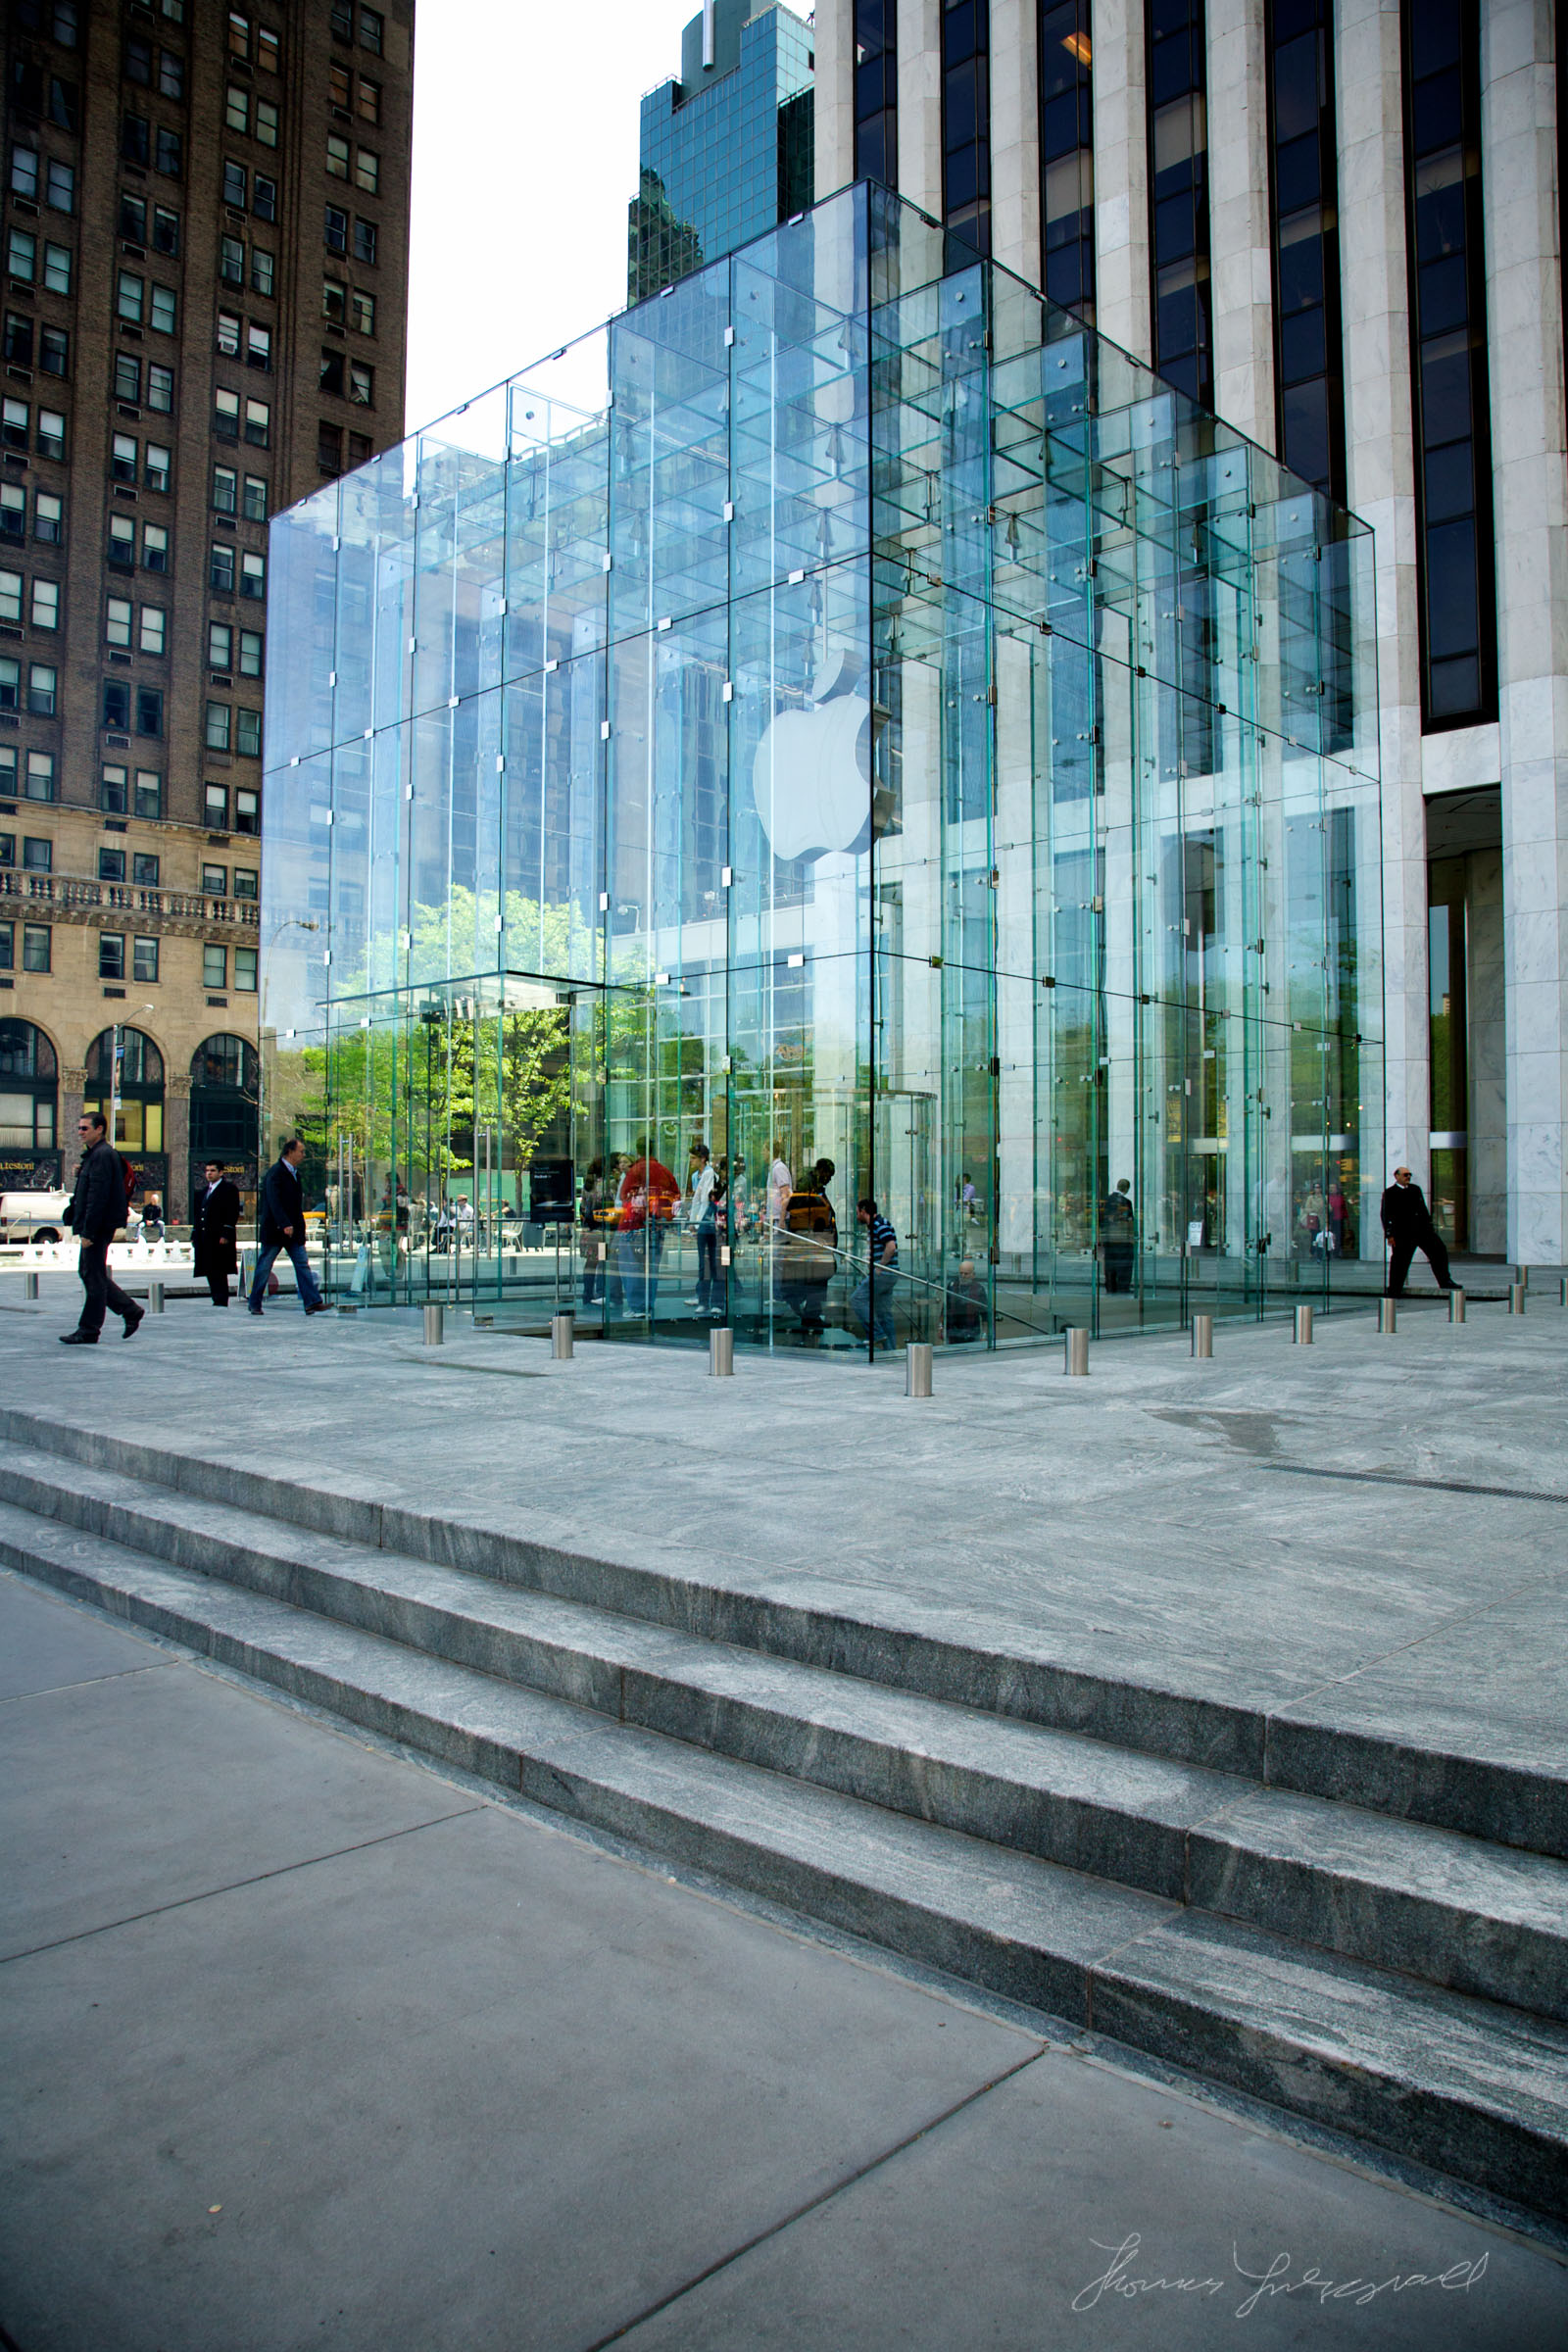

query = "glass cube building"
[261,183,1383,1355]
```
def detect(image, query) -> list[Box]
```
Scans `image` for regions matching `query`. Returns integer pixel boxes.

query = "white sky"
[404,0,699,434]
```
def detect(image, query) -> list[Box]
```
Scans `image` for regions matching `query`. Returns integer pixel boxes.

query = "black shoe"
[304,1301,329,1316]
[247,1305,264,1317]
[59,1330,98,1345]
[122,1307,144,1340]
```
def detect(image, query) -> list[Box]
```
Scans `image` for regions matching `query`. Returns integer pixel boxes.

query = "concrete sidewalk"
[2,1567,1565,2351]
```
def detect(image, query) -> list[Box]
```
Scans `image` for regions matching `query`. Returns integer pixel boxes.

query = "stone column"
[898,0,944,221]
[166,1071,192,1221]
[990,0,1041,287]
[61,1064,84,1176]
[1335,0,1428,1204]
[813,0,856,204]
[1482,0,1568,1266]
[1205,0,1275,446]
[1091,0,1152,360]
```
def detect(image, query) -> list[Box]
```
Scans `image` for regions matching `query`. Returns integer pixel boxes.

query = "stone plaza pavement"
[1,1277,1567,2345]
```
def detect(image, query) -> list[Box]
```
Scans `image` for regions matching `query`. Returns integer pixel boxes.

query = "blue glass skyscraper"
[629,0,814,303]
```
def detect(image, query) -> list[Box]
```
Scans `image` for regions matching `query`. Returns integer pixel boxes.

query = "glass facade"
[262,184,1383,1355]
[629,2,815,304]
[854,0,898,191]
[1039,0,1095,322]
[942,0,991,256]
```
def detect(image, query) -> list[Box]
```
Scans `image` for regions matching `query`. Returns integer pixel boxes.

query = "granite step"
[1,1406,1563,1864]
[2,1445,1566,2030]
[4,1496,1567,2221]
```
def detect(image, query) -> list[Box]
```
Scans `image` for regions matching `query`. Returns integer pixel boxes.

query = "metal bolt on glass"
[1510,1284,1526,1316]
[1379,1298,1396,1335]
[148,1281,165,1313]
[906,1342,933,1397]
[1191,1313,1213,1359]
[1449,1287,1466,1323]
[1064,1326,1090,1377]
[551,1311,574,1360]
[422,1302,444,1346]
[1294,1304,1312,1345]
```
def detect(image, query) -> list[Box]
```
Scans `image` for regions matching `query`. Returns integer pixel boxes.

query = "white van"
[0,1189,72,1244]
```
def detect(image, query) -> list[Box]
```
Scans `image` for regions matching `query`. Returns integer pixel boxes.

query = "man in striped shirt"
[851,1196,900,1350]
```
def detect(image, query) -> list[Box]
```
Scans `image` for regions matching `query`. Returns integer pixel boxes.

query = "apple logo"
[751,653,872,862]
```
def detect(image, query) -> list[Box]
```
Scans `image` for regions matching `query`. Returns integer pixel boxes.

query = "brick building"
[0,0,412,1219]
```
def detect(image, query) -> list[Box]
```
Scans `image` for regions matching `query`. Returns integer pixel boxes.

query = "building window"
[236,707,261,757]
[318,419,343,473]
[147,366,173,413]
[1402,0,1495,728]
[240,550,266,598]
[139,605,165,656]
[156,127,182,177]
[234,944,258,991]
[323,277,347,324]
[136,686,163,737]
[158,50,183,100]
[133,936,159,983]
[203,861,226,894]
[206,700,231,752]
[144,443,171,492]
[27,664,55,717]
[209,621,233,669]
[6,228,36,283]
[114,354,141,403]
[360,9,384,53]
[210,543,236,595]
[120,190,147,242]
[0,925,11,972]
[0,569,20,624]
[42,241,71,295]
[9,146,39,200]
[320,348,345,398]
[99,847,126,883]
[327,133,350,178]
[349,430,372,465]
[34,492,62,544]
[225,85,250,135]
[21,837,50,876]
[24,748,54,797]
[99,933,125,982]
[351,289,375,336]
[256,100,279,148]
[0,657,17,711]
[133,852,158,885]
[854,0,897,188]
[109,515,137,572]
[215,389,240,442]
[150,284,176,334]
[356,147,378,195]
[26,408,56,461]
[242,474,268,521]
[142,523,169,572]
[30,578,59,630]
[112,432,138,484]
[232,866,258,901]
[101,762,128,812]
[0,484,21,541]
[204,943,227,990]
[47,158,74,212]
[329,61,353,109]
[220,234,245,286]
[205,783,227,827]
[253,174,276,221]
[213,465,237,514]
[234,788,259,834]
[357,74,380,122]
[106,594,133,648]
[353,217,377,266]
[244,398,270,446]
[125,34,153,85]
[117,270,145,325]
[239,628,263,677]
[1039,2,1095,318]
[23,924,50,973]
[247,322,271,370]
[250,248,273,296]
[223,159,247,207]
[121,114,150,166]
[325,204,348,254]
[1148,0,1212,407]
[153,205,179,257]
[3,315,32,369]
[942,0,991,255]
[348,361,373,407]
[134,768,161,819]
[39,325,68,375]
[1,400,27,453]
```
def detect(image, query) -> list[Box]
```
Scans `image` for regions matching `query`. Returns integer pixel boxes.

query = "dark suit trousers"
[205,1266,231,1306]
[76,1239,137,1335]
[1387,1228,1451,1294]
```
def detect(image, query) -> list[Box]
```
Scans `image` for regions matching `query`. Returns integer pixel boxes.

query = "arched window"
[83,1026,164,1152]
[0,1018,58,1156]
[189,1031,260,1158]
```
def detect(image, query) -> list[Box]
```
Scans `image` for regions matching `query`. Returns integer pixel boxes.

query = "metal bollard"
[906,1342,933,1397]
[1064,1325,1090,1377]
[1449,1287,1466,1323]
[148,1280,165,1313]
[551,1311,574,1360]
[24,1271,38,1299]
[1294,1303,1313,1345]
[422,1301,444,1346]
[710,1325,734,1377]
[1379,1298,1396,1334]
[1561,1275,1568,1309]
[1510,1283,1526,1316]
[1191,1312,1213,1358]
[1513,1264,1529,1290]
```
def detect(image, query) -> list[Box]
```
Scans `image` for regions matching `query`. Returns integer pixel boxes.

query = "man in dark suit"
[1380,1165,1453,1296]
[60,1110,142,1345]
[191,1159,242,1307]
[246,1138,326,1317]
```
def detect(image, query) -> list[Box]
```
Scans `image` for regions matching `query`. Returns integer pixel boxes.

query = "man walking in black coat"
[191,1159,242,1307]
[246,1137,326,1317]
[1381,1165,1453,1296]
[60,1110,142,1345]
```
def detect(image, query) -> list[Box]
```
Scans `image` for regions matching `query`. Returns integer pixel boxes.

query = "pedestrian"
[779,1157,838,1340]
[1101,1177,1136,1295]
[247,1138,327,1316]
[59,1110,142,1345]
[191,1158,241,1307]
[765,1138,793,1228]
[850,1195,900,1350]
[615,1135,680,1317]
[579,1157,607,1306]
[1380,1165,1453,1295]
[684,1143,720,1315]
[945,1254,987,1343]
